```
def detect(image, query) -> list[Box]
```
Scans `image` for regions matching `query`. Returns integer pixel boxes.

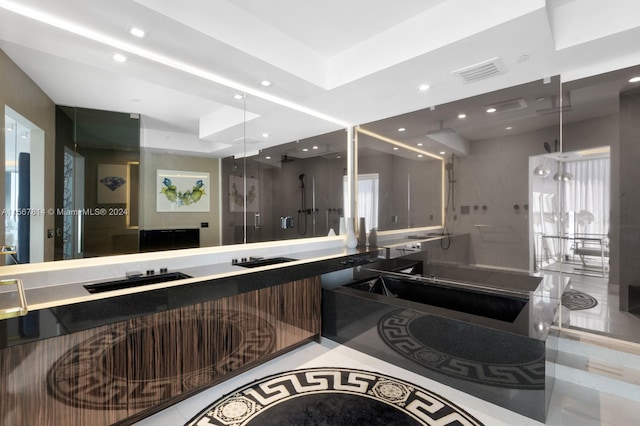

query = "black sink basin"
[235,257,297,268]
[84,272,192,294]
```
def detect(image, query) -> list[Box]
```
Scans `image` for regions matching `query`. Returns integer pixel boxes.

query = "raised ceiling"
[2,0,640,158]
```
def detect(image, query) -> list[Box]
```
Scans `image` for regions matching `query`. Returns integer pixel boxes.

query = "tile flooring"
[135,338,640,426]
[554,271,640,343]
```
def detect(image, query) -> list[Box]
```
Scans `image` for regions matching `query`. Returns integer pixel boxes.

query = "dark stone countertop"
[0,247,378,349]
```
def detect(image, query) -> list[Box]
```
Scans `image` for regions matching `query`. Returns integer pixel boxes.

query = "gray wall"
[450,126,560,270]
[618,88,640,312]
[359,152,442,231]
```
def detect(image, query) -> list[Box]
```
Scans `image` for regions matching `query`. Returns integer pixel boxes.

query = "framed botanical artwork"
[229,175,259,212]
[156,169,210,212]
[97,164,127,204]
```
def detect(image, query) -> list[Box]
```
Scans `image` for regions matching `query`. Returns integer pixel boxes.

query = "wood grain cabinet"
[0,276,321,425]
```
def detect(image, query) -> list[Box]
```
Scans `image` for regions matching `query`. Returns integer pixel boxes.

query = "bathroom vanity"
[0,244,376,425]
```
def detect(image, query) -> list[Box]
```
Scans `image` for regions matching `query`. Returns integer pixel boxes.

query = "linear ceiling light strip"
[355,126,443,161]
[0,1,350,128]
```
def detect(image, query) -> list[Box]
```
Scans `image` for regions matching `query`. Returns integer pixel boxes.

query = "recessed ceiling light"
[233,93,244,99]
[629,76,640,83]
[262,133,270,138]
[418,84,430,91]
[439,151,446,155]
[458,113,466,119]
[302,148,309,152]
[486,107,497,113]
[260,80,272,87]
[312,145,318,150]
[398,127,406,132]
[417,143,423,147]
[336,155,341,159]
[518,54,530,62]
[392,147,399,150]
[112,53,127,63]
[265,156,271,160]
[418,154,423,158]
[505,126,513,130]
[536,97,546,102]
[129,26,146,38]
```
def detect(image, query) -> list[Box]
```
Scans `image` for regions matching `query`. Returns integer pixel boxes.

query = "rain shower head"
[299,174,305,188]
[445,162,453,171]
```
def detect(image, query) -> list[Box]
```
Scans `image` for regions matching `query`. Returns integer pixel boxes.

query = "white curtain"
[344,173,379,232]
[563,157,610,237]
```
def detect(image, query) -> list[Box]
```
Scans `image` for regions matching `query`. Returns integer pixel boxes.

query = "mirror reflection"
[355,129,443,232]
[221,130,347,244]
[55,106,140,260]
[359,77,562,271]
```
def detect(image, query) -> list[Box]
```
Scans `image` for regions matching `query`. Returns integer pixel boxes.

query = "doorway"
[4,106,45,264]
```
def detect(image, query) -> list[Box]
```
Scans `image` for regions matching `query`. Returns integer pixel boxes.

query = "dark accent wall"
[618,88,640,312]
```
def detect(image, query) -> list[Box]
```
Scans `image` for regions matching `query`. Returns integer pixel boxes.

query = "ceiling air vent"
[452,57,506,83]
[485,97,528,113]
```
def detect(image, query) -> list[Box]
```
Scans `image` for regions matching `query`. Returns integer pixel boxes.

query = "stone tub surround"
[0,236,356,311]
[322,265,567,422]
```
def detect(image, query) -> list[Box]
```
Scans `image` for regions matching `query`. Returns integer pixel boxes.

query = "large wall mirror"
[355,128,443,233]
[221,130,347,244]
[356,77,562,270]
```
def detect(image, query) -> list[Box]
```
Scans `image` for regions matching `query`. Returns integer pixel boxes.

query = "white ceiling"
[2,0,640,158]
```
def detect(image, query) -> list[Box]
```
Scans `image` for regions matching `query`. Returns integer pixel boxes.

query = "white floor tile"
[131,339,640,426]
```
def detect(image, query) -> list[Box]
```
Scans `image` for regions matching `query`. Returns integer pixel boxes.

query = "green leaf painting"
[156,170,210,212]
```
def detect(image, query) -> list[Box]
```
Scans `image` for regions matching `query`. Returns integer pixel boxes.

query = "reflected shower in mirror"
[220,130,347,244]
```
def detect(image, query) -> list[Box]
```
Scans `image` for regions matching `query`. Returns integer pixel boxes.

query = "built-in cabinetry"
[0,276,320,425]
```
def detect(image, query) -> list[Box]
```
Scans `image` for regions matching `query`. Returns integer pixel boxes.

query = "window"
[344,173,379,233]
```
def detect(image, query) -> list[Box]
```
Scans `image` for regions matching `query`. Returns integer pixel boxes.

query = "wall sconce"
[533,165,551,178]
